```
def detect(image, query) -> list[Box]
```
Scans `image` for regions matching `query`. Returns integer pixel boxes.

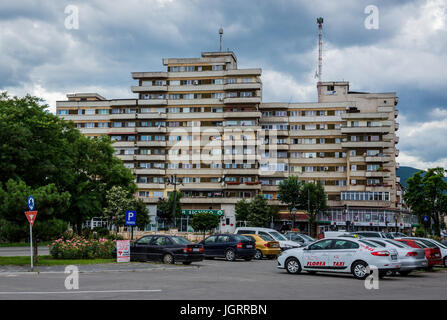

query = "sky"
[0,0,446,170]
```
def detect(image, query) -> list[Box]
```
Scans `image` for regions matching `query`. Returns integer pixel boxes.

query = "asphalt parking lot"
[0,258,446,300]
[0,246,49,257]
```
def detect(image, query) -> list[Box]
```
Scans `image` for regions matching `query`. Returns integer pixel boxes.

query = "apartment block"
[56,51,417,233]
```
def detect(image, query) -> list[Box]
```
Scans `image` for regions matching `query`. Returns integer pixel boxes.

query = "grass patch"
[0,242,52,247]
[0,255,116,266]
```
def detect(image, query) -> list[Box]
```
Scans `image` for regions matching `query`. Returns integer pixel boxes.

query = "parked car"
[366,238,428,275]
[200,234,256,261]
[234,227,300,250]
[242,234,281,260]
[388,232,409,239]
[401,237,447,267]
[394,238,443,269]
[284,232,315,246]
[112,235,204,265]
[277,237,401,280]
[346,231,393,239]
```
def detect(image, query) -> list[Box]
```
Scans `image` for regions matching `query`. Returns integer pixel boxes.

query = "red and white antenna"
[316,17,324,83]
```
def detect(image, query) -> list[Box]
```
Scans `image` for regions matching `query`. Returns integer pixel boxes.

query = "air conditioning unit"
[219,97,224,101]
[193,80,199,85]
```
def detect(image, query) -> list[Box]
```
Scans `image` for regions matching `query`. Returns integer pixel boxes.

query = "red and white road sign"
[25,211,37,227]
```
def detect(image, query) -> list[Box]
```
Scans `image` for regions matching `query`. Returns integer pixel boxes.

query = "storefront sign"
[181,209,224,216]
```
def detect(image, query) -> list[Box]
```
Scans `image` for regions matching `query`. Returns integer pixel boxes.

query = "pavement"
[0,258,446,300]
[0,246,49,257]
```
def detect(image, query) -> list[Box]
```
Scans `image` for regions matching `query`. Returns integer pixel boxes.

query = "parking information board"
[125,210,137,226]
[116,240,130,263]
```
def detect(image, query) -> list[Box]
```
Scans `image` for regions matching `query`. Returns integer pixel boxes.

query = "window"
[136,236,153,245]
[153,237,167,246]
[205,236,217,243]
[309,239,333,250]
[58,110,69,115]
[212,65,223,71]
[333,240,359,249]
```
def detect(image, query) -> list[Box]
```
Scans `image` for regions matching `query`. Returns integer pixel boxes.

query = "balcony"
[136,141,166,147]
[61,114,110,121]
[134,169,166,175]
[290,129,340,137]
[341,126,389,134]
[131,85,167,93]
[137,127,167,133]
[131,72,168,79]
[223,111,261,118]
[341,112,389,120]
[224,182,262,190]
[137,112,167,119]
[134,155,165,161]
[178,183,223,190]
[365,171,391,178]
[138,99,168,106]
[350,170,366,177]
[224,83,262,90]
[109,113,137,120]
[136,183,165,189]
[112,141,136,147]
[223,169,259,175]
[223,97,261,104]
[341,141,391,148]
[289,143,342,151]
[166,169,223,175]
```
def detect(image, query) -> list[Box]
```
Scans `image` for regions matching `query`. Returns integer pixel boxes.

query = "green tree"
[0,93,136,235]
[300,182,327,237]
[134,198,150,230]
[235,199,251,222]
[156,192,183,227]
[278,176,302,212]
[405,167,447,236]
[102,186,134,229]
[190,212,220,239]
[0,178,70,262]
[247,194,272,227]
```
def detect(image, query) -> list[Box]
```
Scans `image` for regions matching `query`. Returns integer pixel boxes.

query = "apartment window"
[226,92,238,98]
[111,136,121,141]
[153,192,164,198]
[183,93,194,99]
[98,109,109,114]
[124,163,134,169]
[169,94,181,100]
[141,135,151,141]
[126,122,136,127]
[226,78,237,84]
[240,91,253,97]
[170,66,180,72]
[112,122,122,128]
[97,122,108,128]
[214,79,224,84]
[212,65,223,71]
[327,85,335,91]
[58,110,69,115]
[85,123,95,128]
[170,80,180,86]
[85,109,95,115]
[367,150,380,156]
[211,92,223,99]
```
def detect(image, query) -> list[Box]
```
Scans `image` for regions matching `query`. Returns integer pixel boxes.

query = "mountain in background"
[397,166,447,189]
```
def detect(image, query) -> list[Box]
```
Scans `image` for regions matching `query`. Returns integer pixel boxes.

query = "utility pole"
[316,17,324,83]
[219,28,223,52]
[167,175,182,229]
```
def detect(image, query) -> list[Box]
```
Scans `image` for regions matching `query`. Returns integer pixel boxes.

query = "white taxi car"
[277,237,401,280]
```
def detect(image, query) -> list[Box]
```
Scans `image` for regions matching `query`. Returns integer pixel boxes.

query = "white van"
[234,227,301,250]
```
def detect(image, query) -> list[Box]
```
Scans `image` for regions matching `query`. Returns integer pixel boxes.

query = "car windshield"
[301,234,314,241]
[383,233,394,239]
[359,240,380,247]
[369,239,386,247]
[234,235,251,241]
[414,240,428,248]
[431,239,447,249]
[260,234,274,241]
[171,236,191,245]
[269,231,287,241]
[384,239,407,248]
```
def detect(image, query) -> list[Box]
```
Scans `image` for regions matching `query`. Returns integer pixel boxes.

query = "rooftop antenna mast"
[316,17,324,83]
[219,27,223,52]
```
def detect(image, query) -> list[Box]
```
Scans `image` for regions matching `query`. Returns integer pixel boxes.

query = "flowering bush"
[49,236,115,259]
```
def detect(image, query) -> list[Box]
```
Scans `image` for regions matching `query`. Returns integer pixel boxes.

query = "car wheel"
[182,261,192,265]
[254,250,263,260]
[399,270,411,276]
[225,249,236,262]
[163,253,174,264]
[351,261,369,280]
[285,257,301,274]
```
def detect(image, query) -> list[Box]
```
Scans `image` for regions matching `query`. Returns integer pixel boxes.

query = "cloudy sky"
[1,0,446,170]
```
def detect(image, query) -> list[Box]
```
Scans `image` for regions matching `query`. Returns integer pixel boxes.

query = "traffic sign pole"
[29,223,33,271]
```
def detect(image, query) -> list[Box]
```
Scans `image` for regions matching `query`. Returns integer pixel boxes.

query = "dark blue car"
[200,234,256,261]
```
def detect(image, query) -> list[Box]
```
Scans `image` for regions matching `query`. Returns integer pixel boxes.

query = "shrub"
[92,227,109,239]
[49,236,115,259]
[34,218,68,241]
[415,225,426,237]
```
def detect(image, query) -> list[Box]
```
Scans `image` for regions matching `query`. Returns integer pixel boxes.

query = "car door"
[330,239,359,272]
[302,239,334,270]
[148,236,167,261]
[203,235,218,256]
[133,236,153,261]
[216,235,231,256]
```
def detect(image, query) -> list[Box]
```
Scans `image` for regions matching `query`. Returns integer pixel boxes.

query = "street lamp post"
[167,175,183,229]
[291,207,297,230]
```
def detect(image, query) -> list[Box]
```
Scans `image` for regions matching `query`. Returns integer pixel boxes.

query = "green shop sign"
[181,209,225,216]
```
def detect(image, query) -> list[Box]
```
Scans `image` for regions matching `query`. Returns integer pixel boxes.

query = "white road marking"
[0,289,162,294]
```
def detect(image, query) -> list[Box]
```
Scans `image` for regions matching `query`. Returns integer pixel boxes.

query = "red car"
[395,239,443,268]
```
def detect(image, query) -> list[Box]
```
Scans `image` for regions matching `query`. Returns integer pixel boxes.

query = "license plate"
[193,248,200,252]
[272,244,278,248]
[391,255,397,260]
[246,245,253,248]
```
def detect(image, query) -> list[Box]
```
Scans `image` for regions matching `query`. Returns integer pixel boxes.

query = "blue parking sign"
[125,210,137,226]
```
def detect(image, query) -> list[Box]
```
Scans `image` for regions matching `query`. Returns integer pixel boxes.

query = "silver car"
[284,232,315,246]
[367,238,428,275]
